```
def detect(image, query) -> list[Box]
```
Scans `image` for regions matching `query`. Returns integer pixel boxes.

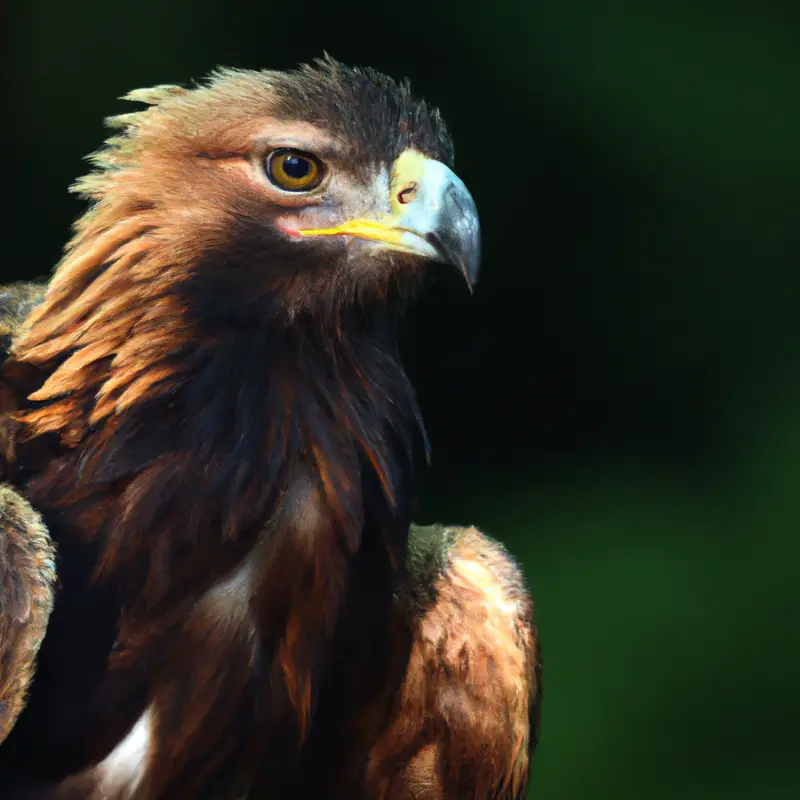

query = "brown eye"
[265,148,323,192]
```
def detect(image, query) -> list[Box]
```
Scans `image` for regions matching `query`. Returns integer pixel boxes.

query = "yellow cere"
[389,149,429,216]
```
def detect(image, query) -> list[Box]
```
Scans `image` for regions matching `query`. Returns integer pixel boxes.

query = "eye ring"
[264,148,324,193]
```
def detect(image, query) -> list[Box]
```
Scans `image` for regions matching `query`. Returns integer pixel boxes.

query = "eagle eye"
[265,149,323,192]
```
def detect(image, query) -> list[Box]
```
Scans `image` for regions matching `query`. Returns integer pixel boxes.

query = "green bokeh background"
[3,1,799,796]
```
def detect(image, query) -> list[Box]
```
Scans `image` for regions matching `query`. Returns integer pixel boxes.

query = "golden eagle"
[0,59,541,798]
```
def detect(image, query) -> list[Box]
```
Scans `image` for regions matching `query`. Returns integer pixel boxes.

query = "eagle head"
[67,56,480,324]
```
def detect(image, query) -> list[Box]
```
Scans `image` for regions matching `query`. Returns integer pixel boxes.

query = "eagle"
[0,58,541,798]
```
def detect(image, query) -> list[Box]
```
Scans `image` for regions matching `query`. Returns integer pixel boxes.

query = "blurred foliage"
[2,0,799,796]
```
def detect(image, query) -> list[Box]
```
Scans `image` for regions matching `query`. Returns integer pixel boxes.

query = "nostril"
[397,182,418,205]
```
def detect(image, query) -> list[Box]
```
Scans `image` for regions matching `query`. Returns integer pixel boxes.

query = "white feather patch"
[96,705,153,797]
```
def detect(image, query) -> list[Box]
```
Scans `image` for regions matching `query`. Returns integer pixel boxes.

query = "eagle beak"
[296,150,480,288]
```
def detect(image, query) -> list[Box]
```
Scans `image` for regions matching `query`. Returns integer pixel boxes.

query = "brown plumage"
[363,525,541,799]
[0,284,56,746]
[0,59,539,798]
[0,484,55,745]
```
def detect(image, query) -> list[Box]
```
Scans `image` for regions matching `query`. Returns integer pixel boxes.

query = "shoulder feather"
[0,283,47,360]
[367,523,542,799]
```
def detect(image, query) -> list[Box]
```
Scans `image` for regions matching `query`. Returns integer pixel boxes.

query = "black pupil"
[282,154,311,180]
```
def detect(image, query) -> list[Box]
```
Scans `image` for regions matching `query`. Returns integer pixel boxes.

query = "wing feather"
[0,485,55,744]
[0,283,55,744]
[365,524,542,799]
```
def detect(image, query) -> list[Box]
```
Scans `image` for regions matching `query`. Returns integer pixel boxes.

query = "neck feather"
[8,204,423,616]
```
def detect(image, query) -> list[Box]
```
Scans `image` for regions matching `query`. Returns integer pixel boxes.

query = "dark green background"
[3,1,799,796]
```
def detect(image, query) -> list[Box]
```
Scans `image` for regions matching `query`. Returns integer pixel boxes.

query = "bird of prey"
[0,58,541,798]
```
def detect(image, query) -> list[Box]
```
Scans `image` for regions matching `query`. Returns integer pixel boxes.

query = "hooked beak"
[295,149,480,288]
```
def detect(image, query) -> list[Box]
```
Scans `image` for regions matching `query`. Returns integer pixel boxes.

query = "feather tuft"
[121,85,187,106]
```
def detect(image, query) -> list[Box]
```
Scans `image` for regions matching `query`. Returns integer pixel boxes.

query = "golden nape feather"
[0,59,538,799]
